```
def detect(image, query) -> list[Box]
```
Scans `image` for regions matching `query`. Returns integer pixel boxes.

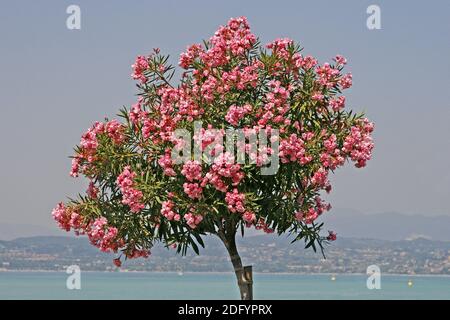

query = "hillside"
[1,235,449,274]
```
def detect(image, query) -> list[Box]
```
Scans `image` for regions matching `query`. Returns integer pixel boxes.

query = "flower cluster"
[204,153,244,192]
[184,211,203,229]
[87,217,121,253]
[343,118,374,168]
[116,166,145,213]
[225,104,252,126]
[267,38,293,59]
[242,211,256,224]
[161,200,181,221]
[52,202,149,265]
[79,122,104,161]
[131,55,149,83]
[327,231,337,241]
[52,202,78,232]
[126,248,151,259]
[183,182,203,199]
[106,119,126,145]
[255,218,274,233]
[181,160,202,181]
[332,95,347,111]
[179,44,203,69]
[225,189,246,213]
[69,120,128,177]
[87,181,99,199]
[279,134,309,164]
[180,16,256,69]
[158,149,176,176]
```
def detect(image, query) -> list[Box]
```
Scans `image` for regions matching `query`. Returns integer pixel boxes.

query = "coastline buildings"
[1,236,449,274]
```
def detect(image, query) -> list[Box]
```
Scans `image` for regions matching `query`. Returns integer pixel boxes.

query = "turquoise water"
[0,272,449,300]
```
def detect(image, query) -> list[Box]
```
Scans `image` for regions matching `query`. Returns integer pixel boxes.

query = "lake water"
[0,272,449,300]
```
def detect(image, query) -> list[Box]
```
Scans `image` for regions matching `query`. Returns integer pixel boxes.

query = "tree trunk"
[219,231,253,300]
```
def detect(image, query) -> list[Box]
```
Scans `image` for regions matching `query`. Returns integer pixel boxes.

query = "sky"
[0,0,449,232]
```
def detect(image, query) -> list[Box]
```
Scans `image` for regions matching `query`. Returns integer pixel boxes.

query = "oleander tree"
[52,17,374,300]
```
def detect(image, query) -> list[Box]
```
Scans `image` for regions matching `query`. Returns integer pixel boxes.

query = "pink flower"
[279,134,311,164]
[116,166,145,213]
[312,92,324,101]
[222,62,260,90]
[209,16,256,60]
[87,181,99,199]
[106,119,125,145]
[193,126,223,151]
[225,104,252,126]
[181,16,256,70]
[311,168,329,187]
[329,96,346,112]
[266,38,293,59]
[327,231,337,241]
[334,55,347,66]
[183,182,203,199]
[126,248,151,259]
[255,218,273,233]
[69,211,83,232]
[52,203,71,232]
[113,258,122,267]
[179,44,203,69]
[181,160,202,181]
[52,203,84,233]
[70,157,81,177]
[300,55,318,70]
[203,152,244,192]
[129,100,146,126]
[316,63,340,88]
[304,208,319,224]
[342,118,374,168]
[161,200,180,221]
[131,55,149,83]
[242,211,256,223]
[339,73,353,89]
[225,188,246,213]
[184,212,203,229]
[177,91,204,121]
[158,149,176,176]
[87,217,121,253]
[79,121,105,160]
[323,134,337,152]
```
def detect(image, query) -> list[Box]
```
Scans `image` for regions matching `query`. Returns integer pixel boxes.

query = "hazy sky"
[0,0,449,231]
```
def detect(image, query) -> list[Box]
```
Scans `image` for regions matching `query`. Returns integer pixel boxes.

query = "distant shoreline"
[3,235,450,276]
[1,270,450,277]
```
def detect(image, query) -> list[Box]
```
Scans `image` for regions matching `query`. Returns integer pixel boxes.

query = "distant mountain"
[0,223,65,241]
[2,210,450,241]
[319,209,450,241]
